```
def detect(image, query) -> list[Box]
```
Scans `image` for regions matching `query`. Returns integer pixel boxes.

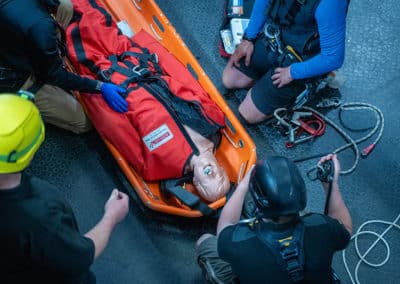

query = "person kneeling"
[196,155,352,283]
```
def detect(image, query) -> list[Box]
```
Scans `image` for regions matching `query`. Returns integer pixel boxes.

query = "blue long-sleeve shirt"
[244,0,348,80]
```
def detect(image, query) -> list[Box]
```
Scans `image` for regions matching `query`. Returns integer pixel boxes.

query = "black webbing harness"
[267,0,309,28]
[96,49,162,95]
[255,219,306,283]
[160,175,235,216]
[160,174,214,216]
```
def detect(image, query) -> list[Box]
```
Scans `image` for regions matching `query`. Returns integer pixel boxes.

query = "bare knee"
[238,91,269,124]
[222,63,253,89]
[222,66,236,89]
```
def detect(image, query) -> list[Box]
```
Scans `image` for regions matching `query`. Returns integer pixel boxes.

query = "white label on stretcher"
[143,124,174,152]
[117,20,134,38]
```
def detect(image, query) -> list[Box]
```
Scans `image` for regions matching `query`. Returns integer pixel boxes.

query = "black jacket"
[0,0,97,92]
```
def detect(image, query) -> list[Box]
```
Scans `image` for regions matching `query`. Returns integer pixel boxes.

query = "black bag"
[219,0,256,58]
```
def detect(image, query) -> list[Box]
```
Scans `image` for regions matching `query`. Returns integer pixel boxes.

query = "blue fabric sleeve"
[244,0,271,39]
[290,0,348,79]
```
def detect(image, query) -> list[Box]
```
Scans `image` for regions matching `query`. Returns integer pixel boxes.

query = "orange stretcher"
[73,0,256,217]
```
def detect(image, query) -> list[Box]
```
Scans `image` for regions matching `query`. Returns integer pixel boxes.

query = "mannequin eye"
[203,165,212,175]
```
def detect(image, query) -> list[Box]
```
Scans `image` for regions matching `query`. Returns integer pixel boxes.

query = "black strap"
[120,51,163,74]
[27,79,44,94]
[88,0,113,27]
[268,0,307,27]
[256,220,305,283]
[279,228,305,283]
[70,23,163,91]
[285,0,306,26]
[160,175,214,216]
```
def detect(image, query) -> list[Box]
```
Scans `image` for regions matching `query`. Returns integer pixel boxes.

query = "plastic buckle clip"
[281,246,299,260]
[131,65,149,77]
[98,69,112,82]
[151,53,158,64]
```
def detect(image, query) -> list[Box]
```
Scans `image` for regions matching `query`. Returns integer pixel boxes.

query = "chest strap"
[256,220,305,283]
[268,0,307,28]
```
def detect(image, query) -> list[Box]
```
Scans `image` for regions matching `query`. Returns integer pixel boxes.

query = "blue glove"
[100,83,128,113]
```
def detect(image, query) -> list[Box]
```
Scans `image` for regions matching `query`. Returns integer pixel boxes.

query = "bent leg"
[223,37,278,90]
[238,89,271,124]
[239,70,305,124]
[196,235,237,284]
[22,76,92,134]
[222,59,254,89]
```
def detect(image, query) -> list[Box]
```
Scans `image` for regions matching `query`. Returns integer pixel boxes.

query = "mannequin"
[66,0,231,203]
[184,126,230,202]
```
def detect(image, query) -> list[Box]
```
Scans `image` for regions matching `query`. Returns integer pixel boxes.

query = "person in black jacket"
[0,0,128,134]
[0,93,130,284]
[196,155,352,283]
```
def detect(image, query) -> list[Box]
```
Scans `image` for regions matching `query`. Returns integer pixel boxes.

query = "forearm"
[84,215,116,260]
[290,0,347,79]
[244,0,270,38]
[44,61,98,93]
[324,183,352,234]
[217,184,248,234]
[290,52,344,79]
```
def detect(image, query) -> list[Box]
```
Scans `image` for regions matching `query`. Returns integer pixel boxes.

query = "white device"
[230,18,250,47]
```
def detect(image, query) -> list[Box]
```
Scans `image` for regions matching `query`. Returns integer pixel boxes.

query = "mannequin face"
[192,153,230,202]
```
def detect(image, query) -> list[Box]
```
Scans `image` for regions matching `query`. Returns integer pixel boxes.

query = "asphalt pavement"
[27,1,400,283]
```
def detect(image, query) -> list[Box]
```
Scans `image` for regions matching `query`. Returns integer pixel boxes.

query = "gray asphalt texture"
[26,1,400,283]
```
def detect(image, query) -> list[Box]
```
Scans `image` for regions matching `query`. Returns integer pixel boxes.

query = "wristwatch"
[242,33,257,43]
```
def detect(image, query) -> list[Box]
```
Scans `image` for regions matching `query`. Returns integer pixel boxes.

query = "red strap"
[296,113,325,137]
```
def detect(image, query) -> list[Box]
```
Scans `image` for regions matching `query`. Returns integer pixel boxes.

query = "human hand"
[104,189,129,226]
[231,40,254,68]
[318,154,341,189]
[271,66,293,88]
[100,83,128,113]
[237,164,256,193]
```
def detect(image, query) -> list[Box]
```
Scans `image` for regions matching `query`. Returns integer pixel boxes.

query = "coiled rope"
[342,213,400,284]
[289,102,384,175]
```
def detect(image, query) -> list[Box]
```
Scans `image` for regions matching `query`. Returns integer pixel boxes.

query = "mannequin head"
[192,151,230,202]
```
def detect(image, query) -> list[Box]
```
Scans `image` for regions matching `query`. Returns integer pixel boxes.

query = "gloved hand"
[100,83,128,113]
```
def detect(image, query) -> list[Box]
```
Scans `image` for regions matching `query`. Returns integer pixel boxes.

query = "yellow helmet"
[0,93,45,174]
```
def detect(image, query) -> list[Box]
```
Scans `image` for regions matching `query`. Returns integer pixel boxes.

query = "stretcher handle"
[131,0,142,10]
[132,0,163,40]
[222,129,243,149]
[149,14,164,41]
[150,23,163,40]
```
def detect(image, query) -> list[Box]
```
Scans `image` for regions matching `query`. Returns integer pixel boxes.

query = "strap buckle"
[98,69,113,82]
[150,53,158,64]
[131,65,150,77]
[280,242,304,282]
[316,97,342,108]
[280,243,299,260]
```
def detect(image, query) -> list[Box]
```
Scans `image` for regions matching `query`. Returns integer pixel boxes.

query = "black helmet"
[249,156,307,218]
